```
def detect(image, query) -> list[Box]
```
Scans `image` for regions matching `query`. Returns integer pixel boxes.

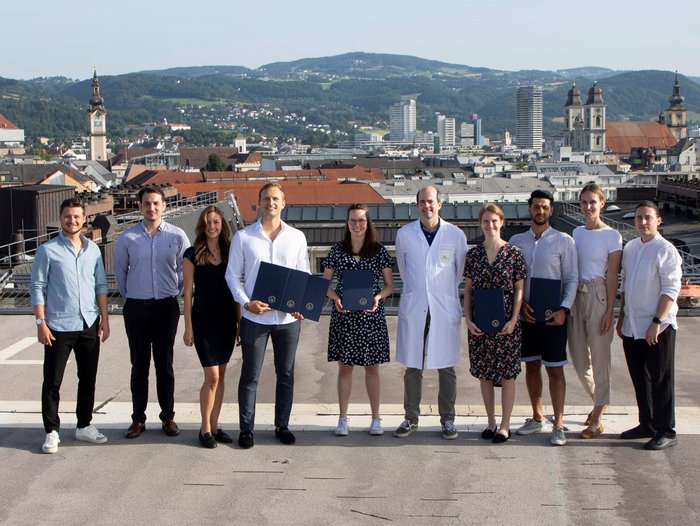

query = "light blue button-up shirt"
[29,232,108,332]
[114,220,190,300]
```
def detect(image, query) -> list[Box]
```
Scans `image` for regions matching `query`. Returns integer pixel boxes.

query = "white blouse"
[620,234,682,339]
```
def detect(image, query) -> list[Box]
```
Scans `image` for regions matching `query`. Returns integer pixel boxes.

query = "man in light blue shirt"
[114,186,190,439]
[30,197,110,454]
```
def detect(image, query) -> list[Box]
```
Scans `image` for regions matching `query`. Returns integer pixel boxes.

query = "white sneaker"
[551,426,567,446]
[369,417,384,435]
[516,418,546,436]
[42,431,60,454]
[75,425,108,444]
[334,417,349,436]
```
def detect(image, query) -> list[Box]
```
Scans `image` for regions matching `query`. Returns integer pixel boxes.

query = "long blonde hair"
[193,206,232,265]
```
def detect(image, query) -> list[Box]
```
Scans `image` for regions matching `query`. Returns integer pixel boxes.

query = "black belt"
[127,297,176,305]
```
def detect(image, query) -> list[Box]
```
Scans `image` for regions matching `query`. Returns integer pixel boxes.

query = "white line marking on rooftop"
[0,337,43,365]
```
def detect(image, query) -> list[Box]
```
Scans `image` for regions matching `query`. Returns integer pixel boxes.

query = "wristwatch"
[652,317,662,324]
[559,307,571,316]
[36,318,45,326]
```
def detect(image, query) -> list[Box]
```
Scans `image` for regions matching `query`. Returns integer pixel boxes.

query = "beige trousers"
[567,277,613,406]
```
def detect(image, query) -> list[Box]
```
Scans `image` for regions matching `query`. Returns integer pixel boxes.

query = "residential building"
[436,114,456,147]
[389,97,416,142]
[460,122,474,146]
[0,113,25,155]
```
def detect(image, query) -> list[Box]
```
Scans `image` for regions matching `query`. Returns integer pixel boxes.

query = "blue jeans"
[238,317,301,432]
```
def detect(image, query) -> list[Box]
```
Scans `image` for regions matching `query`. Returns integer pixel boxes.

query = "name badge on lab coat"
[439,249,454,266]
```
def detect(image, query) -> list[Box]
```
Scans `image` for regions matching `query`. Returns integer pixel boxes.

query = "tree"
[205,153,227,171]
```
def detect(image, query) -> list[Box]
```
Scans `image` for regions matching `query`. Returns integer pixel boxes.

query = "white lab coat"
[396,218,468,369]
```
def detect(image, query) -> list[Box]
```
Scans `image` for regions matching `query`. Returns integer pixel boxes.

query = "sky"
[5,0,700,80]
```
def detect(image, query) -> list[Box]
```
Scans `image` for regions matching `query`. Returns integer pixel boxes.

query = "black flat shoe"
[212,429,233,443]
[275,426,296,445]
[238,431,255,449]
[199,431,217,449]
[492,430,511,444]
[620,424,655,440]
[644,435,678,450]
[481,426,497,440]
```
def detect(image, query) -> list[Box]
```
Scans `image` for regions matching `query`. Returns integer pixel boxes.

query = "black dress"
[323,243,393,366]
[184,247,237,367]
[464,243,527,383]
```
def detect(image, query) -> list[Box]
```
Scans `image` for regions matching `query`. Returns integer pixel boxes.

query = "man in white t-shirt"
[616,201,682,450]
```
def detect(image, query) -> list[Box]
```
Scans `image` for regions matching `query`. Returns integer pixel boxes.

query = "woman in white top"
[569,183,622,438]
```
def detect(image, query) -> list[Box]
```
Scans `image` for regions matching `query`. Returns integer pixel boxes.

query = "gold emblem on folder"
[268,295,276,304]
[359,297,368,306]
[306,302,314,311]
[287,300,295,308]
[491,319,500,328]
[544,309,553,318]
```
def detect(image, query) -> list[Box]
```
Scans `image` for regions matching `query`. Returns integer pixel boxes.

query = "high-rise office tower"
[516,86,543,151]
[472,114,483,146]
[389,97,417,142]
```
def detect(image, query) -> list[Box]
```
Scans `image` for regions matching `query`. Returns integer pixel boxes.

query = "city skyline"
[3,0,700,80]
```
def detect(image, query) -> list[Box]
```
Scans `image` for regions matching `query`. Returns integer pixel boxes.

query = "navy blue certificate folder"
[529,278,562,323]
[251,261,288,311]
[300,275,330,322]
[252,262,308,314]
[282,269,309,313]
[472,288,506,333]
[342,269,374,310]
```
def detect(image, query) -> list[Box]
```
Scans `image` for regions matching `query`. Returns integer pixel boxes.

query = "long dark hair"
[193,205,232,265]
[341,204,379,259]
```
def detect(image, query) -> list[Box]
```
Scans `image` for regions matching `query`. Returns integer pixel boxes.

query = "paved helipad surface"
[1,315,699,525]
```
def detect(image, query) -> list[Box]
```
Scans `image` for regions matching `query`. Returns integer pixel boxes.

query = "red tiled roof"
[0,113,18,129]
[173,180,387,222]
[606,121,678,154]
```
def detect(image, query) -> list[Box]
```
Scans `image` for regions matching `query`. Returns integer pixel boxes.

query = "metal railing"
[0,191,220,274]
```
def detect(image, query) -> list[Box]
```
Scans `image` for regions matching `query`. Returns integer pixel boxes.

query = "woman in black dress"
[463,203,526,443]
[183,205,240,448]
[323,204,394,436]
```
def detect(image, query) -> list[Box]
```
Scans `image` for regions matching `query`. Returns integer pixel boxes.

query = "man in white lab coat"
[394,186,468,439]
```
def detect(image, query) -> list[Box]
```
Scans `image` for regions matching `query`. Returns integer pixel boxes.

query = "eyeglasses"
[348,219,367,225]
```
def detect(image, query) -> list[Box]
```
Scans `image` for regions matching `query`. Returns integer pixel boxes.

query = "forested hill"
[0,53,697,143]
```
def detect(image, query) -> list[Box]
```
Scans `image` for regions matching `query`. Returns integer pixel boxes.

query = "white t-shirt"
[573,225,622,281]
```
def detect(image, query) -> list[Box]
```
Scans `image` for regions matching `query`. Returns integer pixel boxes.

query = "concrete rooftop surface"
[1,314,699,525]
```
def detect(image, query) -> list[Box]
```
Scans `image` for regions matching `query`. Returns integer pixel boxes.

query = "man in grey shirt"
[510,190,577,446]
[114,187,190,439]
